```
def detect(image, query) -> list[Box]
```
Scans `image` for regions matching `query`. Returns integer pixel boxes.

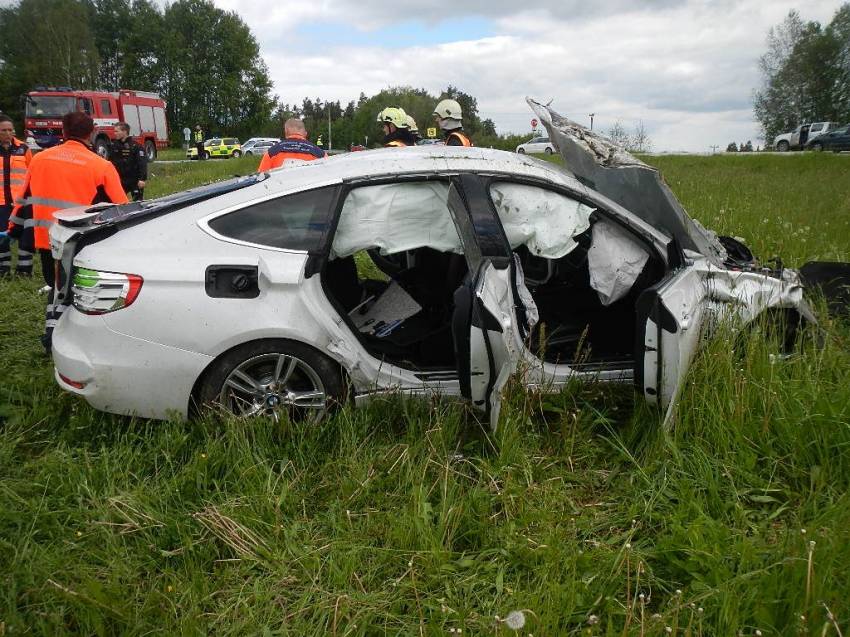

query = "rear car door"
[446,174,533,429]
[634,262,707,415]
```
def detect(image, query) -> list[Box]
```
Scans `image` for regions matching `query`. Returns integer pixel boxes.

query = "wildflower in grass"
[503,610,526,630]
[587,615,599,625]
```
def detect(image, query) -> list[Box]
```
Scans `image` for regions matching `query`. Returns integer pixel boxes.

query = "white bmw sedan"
[49,141,814,428]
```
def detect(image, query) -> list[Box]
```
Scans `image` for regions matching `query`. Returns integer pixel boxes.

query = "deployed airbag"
[589,219,650,305]
[331,182,462,258]
[490,182,593,259]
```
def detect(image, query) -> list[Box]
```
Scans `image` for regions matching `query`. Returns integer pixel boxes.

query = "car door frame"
[305,171,531,427]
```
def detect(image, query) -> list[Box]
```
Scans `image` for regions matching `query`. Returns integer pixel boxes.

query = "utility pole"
[589,113,595,131]
[710,144,719,154]
[328,110,332,151]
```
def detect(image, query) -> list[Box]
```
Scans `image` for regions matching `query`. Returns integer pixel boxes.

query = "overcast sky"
[146,1,847,150]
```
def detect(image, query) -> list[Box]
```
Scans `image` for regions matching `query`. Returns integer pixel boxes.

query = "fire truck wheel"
[144,140,157,162]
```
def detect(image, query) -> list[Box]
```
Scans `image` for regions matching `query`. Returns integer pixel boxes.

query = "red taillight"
[72,268,144,314]
[58,373,87,389]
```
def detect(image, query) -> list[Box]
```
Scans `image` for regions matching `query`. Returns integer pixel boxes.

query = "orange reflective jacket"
[446,131,473,147]
[0,137,32,206]
[258,135,326,172]
[10,140,128,249]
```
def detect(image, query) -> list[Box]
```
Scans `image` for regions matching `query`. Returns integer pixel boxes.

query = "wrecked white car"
[48,103,834,427]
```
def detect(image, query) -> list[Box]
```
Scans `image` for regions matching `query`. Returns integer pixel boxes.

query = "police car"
[187,138,242,159]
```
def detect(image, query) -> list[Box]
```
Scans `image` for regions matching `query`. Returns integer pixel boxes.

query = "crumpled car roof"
[527,98,727,264]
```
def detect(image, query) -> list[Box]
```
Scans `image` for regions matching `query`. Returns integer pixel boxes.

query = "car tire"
[517,148,526,154]
[777,141,790,152]
[244,150,253,156]
[202,151,210,160]
[810,142,823,152]
[144,140,157,162]
[196,339,347,422]
[94,136,109,158]
[232,150,242,158]
[544,146,553,155]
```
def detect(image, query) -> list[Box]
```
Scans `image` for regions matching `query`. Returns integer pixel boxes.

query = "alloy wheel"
[219,353,327,422]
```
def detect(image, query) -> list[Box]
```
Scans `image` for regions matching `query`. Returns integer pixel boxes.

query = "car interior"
[320,180,667,373]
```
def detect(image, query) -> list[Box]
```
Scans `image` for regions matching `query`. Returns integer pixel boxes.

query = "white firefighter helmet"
[433,98,462,121]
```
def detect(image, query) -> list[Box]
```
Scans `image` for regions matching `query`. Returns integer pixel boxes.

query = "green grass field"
[1,153,849,635]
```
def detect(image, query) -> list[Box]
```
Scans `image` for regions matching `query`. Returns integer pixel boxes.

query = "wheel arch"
[187,336,352,416]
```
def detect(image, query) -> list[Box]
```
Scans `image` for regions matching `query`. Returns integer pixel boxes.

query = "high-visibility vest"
[446,131,473,147]
[257,135,327,172]
[9,140,128,249]
[0,138,32,206]
[194,130,204,143]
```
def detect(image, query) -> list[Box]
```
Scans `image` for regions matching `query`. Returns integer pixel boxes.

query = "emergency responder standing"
[194,125,205,160]
[433,99,473,146]
[377,108,416,147]
[7,112,127,353]
[108,122,147,201]
[0,114,32,276]
[258,119,326,172]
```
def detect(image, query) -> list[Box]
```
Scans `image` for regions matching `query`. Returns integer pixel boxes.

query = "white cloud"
[218,0,845,151]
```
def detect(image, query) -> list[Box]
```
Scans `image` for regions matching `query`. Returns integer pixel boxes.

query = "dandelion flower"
[504,610,526,630]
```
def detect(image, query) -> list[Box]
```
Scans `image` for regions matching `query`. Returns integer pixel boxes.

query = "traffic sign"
[182,127,191,141]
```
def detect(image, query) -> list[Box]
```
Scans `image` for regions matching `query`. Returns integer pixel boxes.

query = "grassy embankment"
[1,153,849,635]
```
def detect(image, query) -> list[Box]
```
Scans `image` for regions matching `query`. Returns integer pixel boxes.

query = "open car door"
[635,265,708,418]
[447,176,531,430]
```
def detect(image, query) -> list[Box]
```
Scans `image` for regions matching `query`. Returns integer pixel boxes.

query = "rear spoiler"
[55,173,265,232]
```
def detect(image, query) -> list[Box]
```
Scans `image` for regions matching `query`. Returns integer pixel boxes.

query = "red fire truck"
[24,87,169,160]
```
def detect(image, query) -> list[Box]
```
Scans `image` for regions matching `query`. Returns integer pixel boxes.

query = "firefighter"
[8,112,127,353]
[377,107,415,147]
[257,118,326,172]
[194,125,205,160]
[108,122,147,201]
[406,114,422,144]
[0,113,32,276]
[433,99,473,146]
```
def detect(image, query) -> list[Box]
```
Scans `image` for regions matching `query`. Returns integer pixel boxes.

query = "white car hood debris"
[527,98,727,265]
[490,182,592,259]
[589,219,650,305]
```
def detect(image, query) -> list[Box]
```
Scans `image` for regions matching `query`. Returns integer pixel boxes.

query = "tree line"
[754,4,850,144]
[0,0,526,149]
[0,0,274,140]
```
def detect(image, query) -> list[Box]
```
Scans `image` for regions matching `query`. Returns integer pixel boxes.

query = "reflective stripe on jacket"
[385,140,408,147]
[9,140,128,250]
[0,138,32,206]
[445,131,473,147]
[258,135,327,172]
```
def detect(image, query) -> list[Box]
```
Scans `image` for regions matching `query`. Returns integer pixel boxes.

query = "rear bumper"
[52,307,213,419]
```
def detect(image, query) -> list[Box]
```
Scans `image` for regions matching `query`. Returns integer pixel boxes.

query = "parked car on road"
[805,125,850,152]
[241,137,280,156]
[187,138,242,159]
[516,136,555,154]
[50,141,825,429]
[773,122,841,151]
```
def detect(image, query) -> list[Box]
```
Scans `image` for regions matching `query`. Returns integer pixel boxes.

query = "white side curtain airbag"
[331,182,461,258]
[588,220,650,305]
[490,182,593,259]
